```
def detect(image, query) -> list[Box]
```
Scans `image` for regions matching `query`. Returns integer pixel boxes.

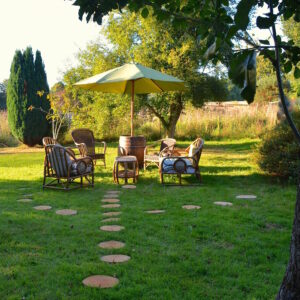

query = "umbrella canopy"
[74,63,186,136]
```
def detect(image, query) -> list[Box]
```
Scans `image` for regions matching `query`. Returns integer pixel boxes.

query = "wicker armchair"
[43,144,94,190]
[144,138,176,170]
[42,136,76,157]
[159,138,204,185]
[71,129,107,167]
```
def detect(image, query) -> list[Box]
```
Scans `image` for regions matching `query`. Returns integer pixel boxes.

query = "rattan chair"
[144,138,176,170]
[71,129,107,167]
[43,144,94,190]
[42,136,76,157]
[159,138,204,185]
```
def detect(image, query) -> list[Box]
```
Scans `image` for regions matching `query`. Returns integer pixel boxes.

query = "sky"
[0,0,101,87]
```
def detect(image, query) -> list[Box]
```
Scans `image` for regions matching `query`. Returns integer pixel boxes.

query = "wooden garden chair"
[71,129,107,167]
[43,144,94,190]
[42,136,76,157]
[144,138,176,169]
[159,138,204,185]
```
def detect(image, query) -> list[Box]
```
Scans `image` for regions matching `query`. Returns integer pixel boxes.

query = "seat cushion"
[160,157,195,174]
[48,145,73,177]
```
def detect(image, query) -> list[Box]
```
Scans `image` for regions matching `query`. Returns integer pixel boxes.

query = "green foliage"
[0,81,7,110]
[257,110,300,180]
[7,48,50,146]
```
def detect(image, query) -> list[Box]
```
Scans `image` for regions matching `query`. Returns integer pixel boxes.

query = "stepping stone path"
[34,205,52,211]
[146,210,165,214]
[56,209,77,216]
[122,185,136,189]
[101,218,120,223]
[23,194,33,198]
[214,201,233,207]
[106,191,120,194]
[101,204,120,208]
[17,198,32,203]
[98,241,125,249]
[103,211,122,217]
[101,199,120,203]
[100,225,125,232]
[100,254,130,263]
[182,205,201,210]
[236,194,257,200]
[103,194,119,198]
[82,275,119,288]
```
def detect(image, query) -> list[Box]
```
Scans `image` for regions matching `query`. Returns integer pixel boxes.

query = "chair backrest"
[160,138,176,152]
[42,137,58,147]
[45,144,74,178]
[71,129,96,156]
[188,138,204,167]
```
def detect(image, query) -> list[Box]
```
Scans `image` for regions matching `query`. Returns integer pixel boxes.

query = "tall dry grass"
[175,103,277,140]
[0,111,18,147]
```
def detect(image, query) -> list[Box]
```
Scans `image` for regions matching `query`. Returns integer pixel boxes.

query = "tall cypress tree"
[6,47,50,146]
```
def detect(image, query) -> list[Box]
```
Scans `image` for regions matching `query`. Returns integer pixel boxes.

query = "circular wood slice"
[22,194,33,198]
[34,205,52,211]
[17,198,32,203]
[214,201,233,207]
[122,185,136,189]
[103,211,122,217]
[236,194,257,200]
[101,204,120,208]
[101,199,120,203]
[100,225,125,232]
[103,194,119,198]
[182,205,201,210]
[98,241,125,249]
[56,209,77,216]
[100,254,130,263]
[101,218,120,223]
[82,275,119,288]
[106,190,120,194]
[146,210,165,214]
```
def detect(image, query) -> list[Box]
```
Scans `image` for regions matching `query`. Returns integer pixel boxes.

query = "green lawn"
[0,139,295,299]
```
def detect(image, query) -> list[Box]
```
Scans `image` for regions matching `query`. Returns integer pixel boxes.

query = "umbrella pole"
[131,80,134,137]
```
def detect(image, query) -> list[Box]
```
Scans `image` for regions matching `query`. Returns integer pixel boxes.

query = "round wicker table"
[113,156,139,184]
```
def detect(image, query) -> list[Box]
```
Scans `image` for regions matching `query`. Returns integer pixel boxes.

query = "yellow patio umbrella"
[74,63,186,136]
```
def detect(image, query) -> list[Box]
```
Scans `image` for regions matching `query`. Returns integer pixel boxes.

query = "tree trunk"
[277,178,300,299]
[166,94,183,138]
[268,1,300,298]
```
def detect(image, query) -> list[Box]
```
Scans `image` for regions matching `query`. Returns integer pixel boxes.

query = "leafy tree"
[7,47,50,146]
[65,10,228,138]
[0,80,7,109]
[71,0,300,298]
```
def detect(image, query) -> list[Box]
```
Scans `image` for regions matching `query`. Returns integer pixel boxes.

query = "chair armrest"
[172,148,188,156]
[95,141,107,154]
[75,143,88,157]
[159,145,175,157]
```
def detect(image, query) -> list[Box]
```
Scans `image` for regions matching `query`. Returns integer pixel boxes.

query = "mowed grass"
[0,139,295,299]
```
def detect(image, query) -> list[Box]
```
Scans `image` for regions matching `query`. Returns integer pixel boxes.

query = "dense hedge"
[257,110,300,181]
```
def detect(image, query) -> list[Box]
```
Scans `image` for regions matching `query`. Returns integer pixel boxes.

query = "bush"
[0,111,18,147]
[257,110,300,181]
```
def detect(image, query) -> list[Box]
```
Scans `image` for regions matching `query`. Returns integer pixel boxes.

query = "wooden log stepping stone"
[106,190,120,194]
[103,194,119,198]
[100,225,125,232]
[101,199,120,203]
[101,204,120,208]
[98,241,125,249]
[101,218,120,223]
[182,205,201,210]
[236,194,257,200]
[146,210,165,214]
[17,198,33,203]
[56,209,77,215]
[122,185,136,189]
[34,205,52,211]
[82,275,119,288]
[103,211,122,217]
[100,254,130,263]
[23,194,33,198]
[214,201,233,207]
